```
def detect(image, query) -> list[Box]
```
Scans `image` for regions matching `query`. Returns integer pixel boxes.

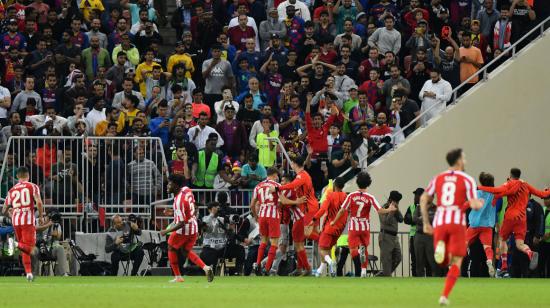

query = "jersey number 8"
[441,182,456,206]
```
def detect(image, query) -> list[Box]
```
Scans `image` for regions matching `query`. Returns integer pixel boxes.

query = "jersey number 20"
[11,188,31,209]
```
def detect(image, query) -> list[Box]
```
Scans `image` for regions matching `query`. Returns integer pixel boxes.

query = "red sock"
[521,247,533,260]
[501,253,508,270]
[168,250,181,276]
[361,250,369,269]
[484,247,494,261]
[442,264,460,298]
[265,246,277,271]
[187,251,206,269]
[17,242,32,254]
[296,252,304,270]
[256,242,267,266]
[298,250,310,270]
[21,253,32,274]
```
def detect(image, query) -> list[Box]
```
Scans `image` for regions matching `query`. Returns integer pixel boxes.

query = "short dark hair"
[291,155,305,167]
[168,174,186,188]
[282,173,294,182]
[479,172,495,187]
[192,88,203,95]
[333,177,346,190]
[510,168,521,179]
[267,167,279,176]
[248,152,258,162]
[446,148,463,166]
[125,94,139,107]
[356,171,372,189]
[17,166,30,178]
[171,84,183,93]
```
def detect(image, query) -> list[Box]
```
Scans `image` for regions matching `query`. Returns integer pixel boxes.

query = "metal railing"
[266,137,291,174]
[338,16,550,180]
[0,136,169,233]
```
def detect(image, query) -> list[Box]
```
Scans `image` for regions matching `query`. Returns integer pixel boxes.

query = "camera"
[128,214,139,223]
[0,216,12,226]
[227,214,241,224]
[47,209,61,223]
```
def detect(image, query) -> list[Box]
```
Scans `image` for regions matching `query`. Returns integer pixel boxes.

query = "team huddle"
[3,148,549,306]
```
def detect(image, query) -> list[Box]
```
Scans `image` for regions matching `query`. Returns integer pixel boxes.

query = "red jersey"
[305,113,336,155]
[253,180,281,219]
[341,190,381,231]
[173,186,198,235]
[314,191,348,235]
[227,26,256,51]
[426,170,477,228]
[280,170,319,216]
[282,188,304,222]
[480,180,550,221]
[5,181,41,226]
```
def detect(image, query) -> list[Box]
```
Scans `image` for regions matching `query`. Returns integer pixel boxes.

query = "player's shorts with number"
[499,218,527,241]
[14,225,36,247]
[466,226,493,246]
[348,230,370,249]
[168,233,197,251]
[259,217,281,238]
[433,224,467,261]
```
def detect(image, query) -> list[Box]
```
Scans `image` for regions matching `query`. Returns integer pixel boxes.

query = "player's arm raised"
[420,192,434,235]
[526,184,550,199]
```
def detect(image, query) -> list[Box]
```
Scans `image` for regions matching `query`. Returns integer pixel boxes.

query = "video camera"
[0,216,12,226]
[47,209,61,223]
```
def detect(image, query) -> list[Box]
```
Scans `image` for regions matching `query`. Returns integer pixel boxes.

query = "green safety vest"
[194,151,218,188]
[544,208,550,243]
[408,203,417,237]
[498,197,508,224]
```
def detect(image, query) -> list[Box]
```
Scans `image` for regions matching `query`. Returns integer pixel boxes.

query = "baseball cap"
[175,40,184,46]
[413,188,425,195]
[356,12,366,21]
[286,5,298,11]
[9,19,17,24]
[271,33,280,39]
[211,43,223,50]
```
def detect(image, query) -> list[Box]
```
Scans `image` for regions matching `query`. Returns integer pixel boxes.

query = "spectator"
[278,0,311,22]
[382,65,411,108]
[413,193,440,277]
[49,147,81,205]
[187,112,224,150]
[334,19,362,51]
[24,37,53,81]
[368,15,402,55]
[392,89,419,137]
[510,0,536,43]
[476,0,500,39]
[135,49,161,98]
[169,145,192,185]
[407,47,433,102]
[214,87,240,124]
[493,5,513,52]
[459,32,484,94]
[10,75,42,115]
[86,18,108,50]
[105,215,144,276]
[0,83,11,127]
[353,123,378,170]
[215,104,248,160]
[192,137,234,189]
[112,78,145,110]
[358,68,384,112]
[29,106,67,134]
[228,15,257,51]
[379,191,404,276]
[236,94,261,136]
[368,112,393,147]
[404,188,424,277]
[235,77,267,110]
[305,93,339,157]
[283,5,305,51]
[419,68,452,125]
[202,44,235,107]
[130,8,159,35]
[332,0,363,33]
[149,100,171,146]
[111,33,140,68]
[227,2,261,51]
[256,116,279,168]
[127,145,162,205]
[81,36,112,81]
[33,213,70,276]
[105,51,127,90]
[105,145,127,204]
[240,153,267,189]
[348,91,374,136]
[166,41,194,79]
[329,139,358,180]
[434,34,461,89]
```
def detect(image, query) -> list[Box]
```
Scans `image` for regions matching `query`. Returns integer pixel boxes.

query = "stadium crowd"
[0,0,549,278]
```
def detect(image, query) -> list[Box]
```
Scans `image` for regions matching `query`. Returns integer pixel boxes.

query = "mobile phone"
[321,161,327,168]
[441,26,451,39]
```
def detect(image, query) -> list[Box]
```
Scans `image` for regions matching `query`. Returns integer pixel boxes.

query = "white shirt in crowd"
[0,85,10,119]
[28,114,68,133]
[214,100,240,124]
[419,77,453,125]
[187,125,224,150]
[277,0,311,21]
[354,138,370,171]
[86,108,107,133]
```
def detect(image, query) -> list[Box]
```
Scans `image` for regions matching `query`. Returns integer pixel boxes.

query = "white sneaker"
[486,260,495,277]
[328,260,336,278]
[434,240,446,265]
[7,237,15,256]
[438,296,450,306]
[359,246,366,264]
[314,269,322,278]
[529,251,539,271]
[26,273,34,282]
[360,271,367,278]
[204,266,214,282]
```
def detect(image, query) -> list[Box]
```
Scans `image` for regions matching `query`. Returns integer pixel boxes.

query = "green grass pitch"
[1,276,549,307]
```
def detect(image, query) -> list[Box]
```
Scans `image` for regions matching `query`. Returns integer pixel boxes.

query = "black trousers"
[336,247,350,277]
[244,245,259,276]
[414,233,438,277]
[409,236,417,277]
[539,242,550,278]
[111,248,144,276]
[200,244,245,275]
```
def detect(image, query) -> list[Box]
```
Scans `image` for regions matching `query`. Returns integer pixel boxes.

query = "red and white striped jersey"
[282,188,305,223]
[253,180,281,219]
[341,190,381,232]
[173,186,198,235]
[426,170,477,228]
[5,181,40,227]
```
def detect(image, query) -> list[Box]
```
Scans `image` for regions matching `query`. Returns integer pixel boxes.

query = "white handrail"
[336,16,550,180]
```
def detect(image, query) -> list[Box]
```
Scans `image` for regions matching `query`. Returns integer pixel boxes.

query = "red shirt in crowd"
[227,26,256,51]
[305,112,336,155]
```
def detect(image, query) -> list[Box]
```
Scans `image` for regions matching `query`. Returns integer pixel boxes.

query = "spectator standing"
[278,0,311,21]
[215,105,248,160]
[404,188,424,277]
[259,8,287,51]
[493,5,513,51]
[413,195,439,277]
[379,191,403,276]
[419,69,452,125]
[192,137,234,189]
[382,65,411,109]
[367,15,401,55]
[329,139,358,181]
[256,116,279,168]
[81,36,112,81]
[0,84,11,127]
[86,18,108,50]
[10,76,42,115]
[434,34,461,89]
[202,44,235,107]
[332,0,363,34]
[459,33,484,94]
[510,0,536,43]
[127,146,162,205]
[476,0,500,39]
[392,89,419,137]
[187,112,224,150]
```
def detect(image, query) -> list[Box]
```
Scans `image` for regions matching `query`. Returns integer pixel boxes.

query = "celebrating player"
[465,172,498,277]
[478,168,550,276]
[332,172,397,278]
[2,167,44,282]
[420,149,483,306]
[309,177,348,277]
[272,156,319,276]
[161,174,214,283]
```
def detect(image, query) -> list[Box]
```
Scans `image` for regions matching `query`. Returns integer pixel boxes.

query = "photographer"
[199,202,245,275]
[105,215,144,276]
[378,190,404,277]
[32,210,70,276]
